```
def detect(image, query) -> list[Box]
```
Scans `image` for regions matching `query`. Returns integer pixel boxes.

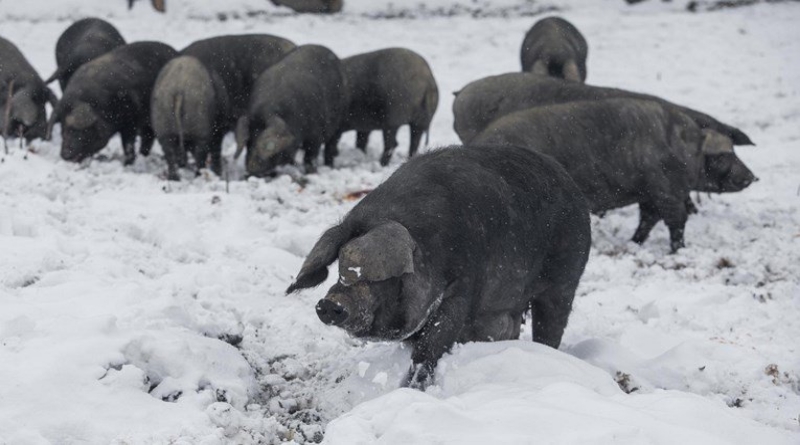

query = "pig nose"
[316,299,348,326]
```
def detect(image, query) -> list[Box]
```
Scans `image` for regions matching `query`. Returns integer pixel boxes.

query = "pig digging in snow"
[235,45,346,177]
[46,42,177,165]
[286,145,591,389]
[473,99,757,252]
[330,47,439,166]
[150,56,231,180]
[452,72,754,147]
[0,36,57,147]
[521,17,588,82]
[45,18,126,91]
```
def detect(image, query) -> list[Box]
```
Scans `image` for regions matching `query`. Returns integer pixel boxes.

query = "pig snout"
[316,299,348,326]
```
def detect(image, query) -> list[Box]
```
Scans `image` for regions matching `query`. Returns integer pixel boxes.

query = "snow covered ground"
[1,0,799,443]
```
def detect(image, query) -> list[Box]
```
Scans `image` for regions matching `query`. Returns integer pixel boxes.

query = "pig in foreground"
[151,56,230,180]
[235,45,345,177]
[181,35,296,118]
[47,41,177,164]
[473,99,757,252]
[286,145,591,389]
[0,36,57,144]
[331,47,439,166]
[521,16,588,82]
[45,18,126,91]
[453,72,754,147]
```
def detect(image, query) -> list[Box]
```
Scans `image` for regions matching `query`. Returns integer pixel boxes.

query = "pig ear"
[65,102,98,130]
[338,221,416,285]
[233,116,249,159]
[531,59,548,76]
[701,129,734,155]
[287,224,355,294]
[563,60,581,82]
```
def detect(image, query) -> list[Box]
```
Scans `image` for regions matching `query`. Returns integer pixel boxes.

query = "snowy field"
[1,0,799,443]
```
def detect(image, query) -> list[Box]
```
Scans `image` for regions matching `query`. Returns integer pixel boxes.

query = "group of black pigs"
[0,16,757,390]
[0,18,439,180]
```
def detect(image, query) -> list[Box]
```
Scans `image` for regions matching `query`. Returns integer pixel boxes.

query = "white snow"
[1,0,799,444]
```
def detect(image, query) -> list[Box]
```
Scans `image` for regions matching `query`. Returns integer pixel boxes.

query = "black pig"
[46,18,126,91]
[180,35,296,119]
[47,41,177,164]
[234,45,345,177]
[151,56,231,180]
[287,145,591,389]
[521,17,588,82]
[453,72,753,147]
[0,36,57,144]
[473,99,757,252]
[330,48,439,166]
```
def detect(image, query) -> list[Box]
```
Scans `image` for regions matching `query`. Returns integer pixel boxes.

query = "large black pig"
[47,42,177,164]
[0,36,57,144]
[180,35,296,119]
[46,18,126,91]
[331,48,439,166]
[151,56,230,180]
[472,99,757,252]
[234,45,345,177]
[453,72,753,147]
[521,17,588,82]
[286,145,591,389]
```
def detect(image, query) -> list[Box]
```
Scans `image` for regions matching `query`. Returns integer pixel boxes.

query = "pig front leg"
[323,132,341,167]
[652,193,690,253]
[355,131,370,152]
[121,127,137,165]
[139,125,155,157]
[403,283,470,390]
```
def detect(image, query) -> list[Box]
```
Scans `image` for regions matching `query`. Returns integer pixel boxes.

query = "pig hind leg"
[632,201,661,245]
[530,281,577,349]
[379,127,399,166]
[530,237,586,348]
[161,136,182,181]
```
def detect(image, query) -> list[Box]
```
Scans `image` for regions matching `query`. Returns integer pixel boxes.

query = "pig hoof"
[669,240,685,253]
[403,364,434,390]
[631,233,648,245]
[124,155,136,166]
